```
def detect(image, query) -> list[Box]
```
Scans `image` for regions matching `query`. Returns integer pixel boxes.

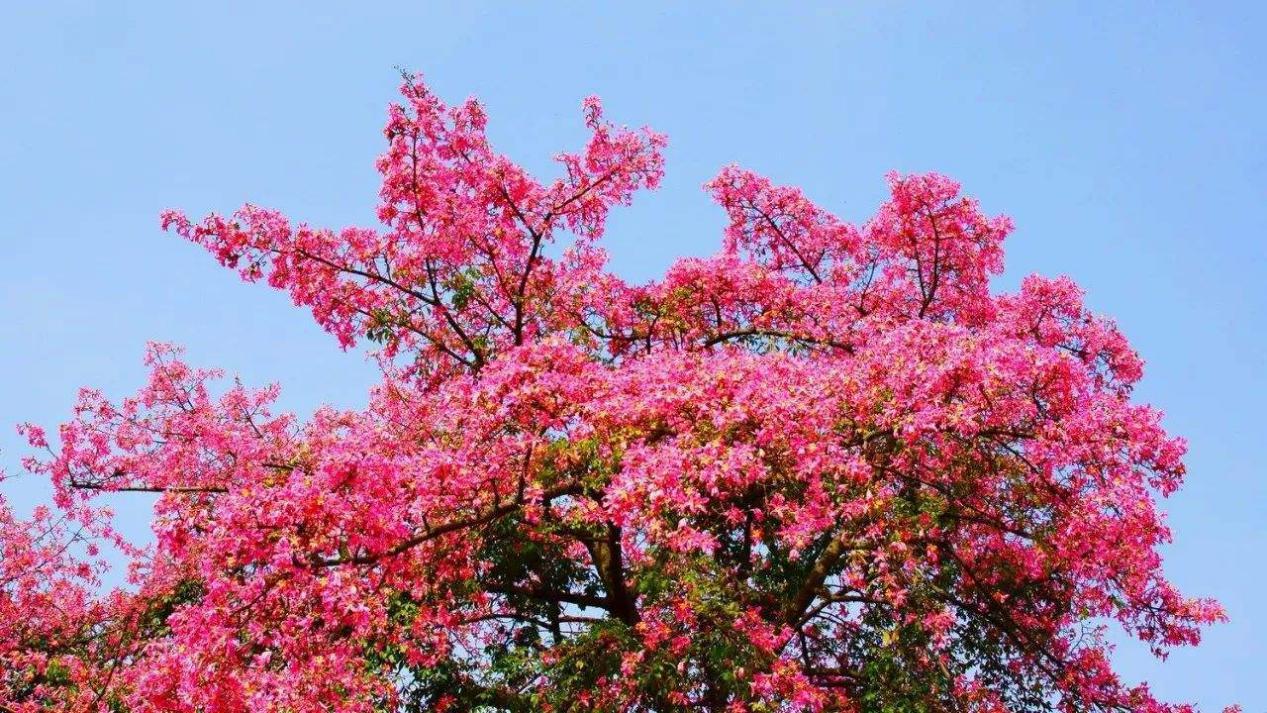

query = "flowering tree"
[2,74,1230,713]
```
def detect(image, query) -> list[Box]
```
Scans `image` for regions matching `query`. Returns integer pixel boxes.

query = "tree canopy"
[2,73,1228,713]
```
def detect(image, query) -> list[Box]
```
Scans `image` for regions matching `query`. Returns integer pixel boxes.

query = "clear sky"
[1,2,1262,708]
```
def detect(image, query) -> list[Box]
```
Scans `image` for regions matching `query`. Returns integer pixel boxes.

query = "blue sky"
[1,2,1262,708]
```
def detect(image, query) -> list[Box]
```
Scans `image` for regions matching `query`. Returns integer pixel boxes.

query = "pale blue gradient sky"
[1,3,1262,708]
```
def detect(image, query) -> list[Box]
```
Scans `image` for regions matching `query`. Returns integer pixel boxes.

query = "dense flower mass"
[2,74,1232,712]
